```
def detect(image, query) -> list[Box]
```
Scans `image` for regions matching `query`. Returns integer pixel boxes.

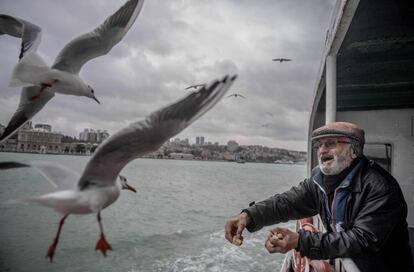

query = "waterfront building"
[195,136,205,145]
[97,130,109,143]
[0,137,17,151]
[17,127,63,153]
[79,128,109,143]
[88,131,98,143]
[79,129,89,141]
[0,122,63,153]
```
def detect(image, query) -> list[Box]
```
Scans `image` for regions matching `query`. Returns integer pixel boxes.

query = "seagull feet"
[46,240,58,263]
[95,233,112,256]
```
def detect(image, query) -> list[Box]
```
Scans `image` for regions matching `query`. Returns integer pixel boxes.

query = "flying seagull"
[0,0,144,143]
[185,83,206,90]
[227,93,245,98]
[0,74,236,262]
[272,58,292,63]
[0,161,136,261]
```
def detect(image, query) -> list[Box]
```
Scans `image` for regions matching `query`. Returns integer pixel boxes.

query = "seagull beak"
[93,96,101,104]
[123,183,137,193]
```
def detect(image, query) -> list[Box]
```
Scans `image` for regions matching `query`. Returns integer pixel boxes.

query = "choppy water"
[0,152,305,272]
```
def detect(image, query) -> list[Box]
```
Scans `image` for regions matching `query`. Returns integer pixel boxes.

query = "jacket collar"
[351,156,368,193]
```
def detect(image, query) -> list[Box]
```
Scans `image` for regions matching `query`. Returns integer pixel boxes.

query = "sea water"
[0,152,305,272]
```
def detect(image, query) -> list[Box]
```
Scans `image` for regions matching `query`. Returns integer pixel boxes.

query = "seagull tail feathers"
[18,195,59,210]
[19,194,63,212]
[21,190,80,213]
[9,51,50,87]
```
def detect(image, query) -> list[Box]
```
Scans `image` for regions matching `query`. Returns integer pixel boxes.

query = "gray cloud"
[0,0,335,151]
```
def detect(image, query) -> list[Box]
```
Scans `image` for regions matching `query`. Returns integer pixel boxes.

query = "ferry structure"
[281,0,414,271]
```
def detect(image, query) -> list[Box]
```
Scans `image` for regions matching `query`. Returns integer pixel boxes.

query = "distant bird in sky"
[272,58,292,63]
[185,83,206,90]
[0,74,236,262]
[227,93,246,98]
[261,123,275,128]
[0,0,144,143]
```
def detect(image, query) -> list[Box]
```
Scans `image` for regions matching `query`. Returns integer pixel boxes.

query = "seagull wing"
[78,75,237,189]
[51,0,144,74]
[0,161,80,190]
[239,94,246,98]
[0,14,42,59]
[0,86,54,143]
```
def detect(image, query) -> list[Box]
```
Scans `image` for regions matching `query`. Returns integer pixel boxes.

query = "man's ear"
[351,150,357,159]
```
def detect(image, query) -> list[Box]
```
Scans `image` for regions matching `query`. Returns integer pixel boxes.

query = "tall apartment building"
[79,128,109,143]
[195,136,205,145]
[79,128,90,141]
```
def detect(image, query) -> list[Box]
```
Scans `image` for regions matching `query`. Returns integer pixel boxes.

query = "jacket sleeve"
[243,178,320,232]
[298,169,407,259]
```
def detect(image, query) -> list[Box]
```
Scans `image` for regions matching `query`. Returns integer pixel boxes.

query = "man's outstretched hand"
[225,212,251,246]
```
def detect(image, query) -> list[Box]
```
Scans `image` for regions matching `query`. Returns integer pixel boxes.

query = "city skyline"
[1,0,335,151]
[0,120,307,151]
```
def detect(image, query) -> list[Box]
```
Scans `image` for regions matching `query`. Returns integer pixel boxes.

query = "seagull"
[0,161,136,261]
[0,0,144,143]
[272,58,292,63]
[227,93,245,98]
[0,74,237,262]
[185,83,206,90]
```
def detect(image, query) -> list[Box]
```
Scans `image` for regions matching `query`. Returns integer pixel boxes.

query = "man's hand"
[224,212,251,246]
[265,227,299,253]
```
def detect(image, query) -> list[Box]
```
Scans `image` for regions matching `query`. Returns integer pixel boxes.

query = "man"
[225,122,414,271]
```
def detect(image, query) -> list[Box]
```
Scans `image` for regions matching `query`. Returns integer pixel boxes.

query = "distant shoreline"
[0,151,306,165]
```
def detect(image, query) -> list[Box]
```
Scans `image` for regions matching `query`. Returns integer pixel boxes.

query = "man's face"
[315,137,356,175]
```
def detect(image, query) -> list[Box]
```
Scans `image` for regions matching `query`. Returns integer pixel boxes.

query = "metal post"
[326,54,337,124]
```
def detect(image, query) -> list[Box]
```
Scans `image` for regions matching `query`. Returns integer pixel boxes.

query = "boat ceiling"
[336,0,414,111]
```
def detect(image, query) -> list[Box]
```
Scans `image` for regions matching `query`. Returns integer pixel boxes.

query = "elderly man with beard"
[225,122,414,271]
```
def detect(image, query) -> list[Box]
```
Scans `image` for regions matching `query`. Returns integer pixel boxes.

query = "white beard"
[318,149,353,175]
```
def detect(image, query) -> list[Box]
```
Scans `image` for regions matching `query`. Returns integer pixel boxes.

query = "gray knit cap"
[311,122,365,145]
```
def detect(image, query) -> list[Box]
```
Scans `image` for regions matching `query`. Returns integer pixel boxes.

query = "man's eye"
[325,141,336,148]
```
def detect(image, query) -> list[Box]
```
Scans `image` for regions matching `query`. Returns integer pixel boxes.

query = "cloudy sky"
[0,0,335,151]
